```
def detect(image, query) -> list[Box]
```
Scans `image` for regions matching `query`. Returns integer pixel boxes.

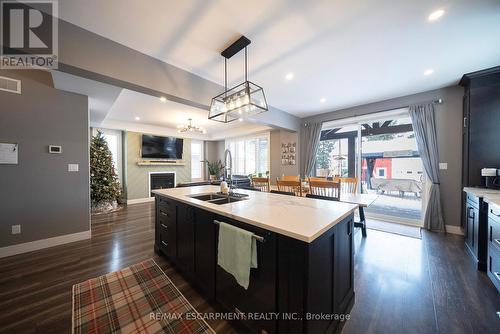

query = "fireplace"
[149,172,176,197]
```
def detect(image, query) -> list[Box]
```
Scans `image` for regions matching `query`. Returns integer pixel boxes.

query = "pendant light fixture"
[209,36,268,123]
[177,118,206,134]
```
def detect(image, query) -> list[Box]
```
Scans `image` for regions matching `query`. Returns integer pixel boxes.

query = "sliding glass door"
[318,109,424,226]
[315,124,361,181]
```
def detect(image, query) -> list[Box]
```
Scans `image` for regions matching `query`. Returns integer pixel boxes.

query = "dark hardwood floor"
[0,203,498,333]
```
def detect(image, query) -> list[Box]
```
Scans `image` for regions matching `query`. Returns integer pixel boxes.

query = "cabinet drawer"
[157,196,175,212]
[466,193,479,208]
[158,207,175,222]
[487,245,500,292]
[489,204,500,224]
[489,214,500,252]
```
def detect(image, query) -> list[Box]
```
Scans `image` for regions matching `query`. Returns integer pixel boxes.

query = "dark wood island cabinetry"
[153,186,357,333]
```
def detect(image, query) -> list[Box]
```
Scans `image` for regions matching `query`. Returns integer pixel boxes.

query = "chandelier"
[177,119,206,134]
[209,36,268,123]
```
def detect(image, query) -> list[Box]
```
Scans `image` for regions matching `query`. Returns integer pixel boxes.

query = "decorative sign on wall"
[0,143,18,164]
[281,142,296,165]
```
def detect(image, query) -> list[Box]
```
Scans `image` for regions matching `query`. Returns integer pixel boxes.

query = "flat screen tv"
[141,135,183,160]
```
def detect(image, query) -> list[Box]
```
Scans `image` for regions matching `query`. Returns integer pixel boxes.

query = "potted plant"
[203,160,224,181]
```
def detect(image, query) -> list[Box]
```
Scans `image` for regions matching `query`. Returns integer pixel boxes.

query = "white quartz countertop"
[153,185,358,243]
[463,187,500,208]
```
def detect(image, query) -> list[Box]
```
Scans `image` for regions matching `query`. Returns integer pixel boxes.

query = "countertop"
[463,187,500,207]
[153,185,358,243]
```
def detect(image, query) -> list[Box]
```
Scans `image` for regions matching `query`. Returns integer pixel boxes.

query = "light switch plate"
[11,225,21,235]
[439,163,448,170]
[68,163,79,172]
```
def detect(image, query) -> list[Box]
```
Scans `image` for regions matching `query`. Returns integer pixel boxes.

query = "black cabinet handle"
[161,223,168,230]
[468,209,475,220]
[494,272,500,282]
[491,209,500,217]
[161,241,168,247]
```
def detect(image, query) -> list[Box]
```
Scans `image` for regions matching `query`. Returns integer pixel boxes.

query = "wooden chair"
[308,177,327,182]
[280,175,300,182]
[276,179,302,197]
[338,177,358,194]
[251,177,270,192]
[308,179,341,201]
[306,193,339,202]
[270,190,295,196]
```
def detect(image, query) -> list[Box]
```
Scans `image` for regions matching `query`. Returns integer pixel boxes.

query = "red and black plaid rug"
[72,259,215,334]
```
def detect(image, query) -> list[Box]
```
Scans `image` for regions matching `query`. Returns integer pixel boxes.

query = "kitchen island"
[153,185,358,334]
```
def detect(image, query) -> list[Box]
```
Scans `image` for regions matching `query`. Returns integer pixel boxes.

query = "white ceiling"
[58,0,500,117]
[103,89,271,140]
[51,71,270,140]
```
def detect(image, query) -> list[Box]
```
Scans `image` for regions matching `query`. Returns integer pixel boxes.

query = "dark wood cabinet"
[487,204,500,292]
[154,195,355,334]
[464,192,488,271]
[214,215,277,334]
[156,196,177,260]
[460,66,500,188]
[193,208,216,300]
[176,202,195,278]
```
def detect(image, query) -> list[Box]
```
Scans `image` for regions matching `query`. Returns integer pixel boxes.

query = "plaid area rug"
[72,259,215,334]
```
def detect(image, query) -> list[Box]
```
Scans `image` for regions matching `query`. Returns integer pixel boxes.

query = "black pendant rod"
[224,58,227,98]
[245,47,248,82]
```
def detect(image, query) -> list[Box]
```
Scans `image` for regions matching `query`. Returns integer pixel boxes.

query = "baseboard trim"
[127,197,154,205]
[446,225,464,235]
[0,230,91,259]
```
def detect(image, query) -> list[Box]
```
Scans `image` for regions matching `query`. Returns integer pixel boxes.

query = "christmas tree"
[90,131,122,210]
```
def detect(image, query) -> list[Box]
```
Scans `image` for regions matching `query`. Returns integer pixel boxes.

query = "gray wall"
[205,141,225,162]
[270,130,299,184]
[302,86,464,227]
[125,132,192,200]
[0,70,90,247]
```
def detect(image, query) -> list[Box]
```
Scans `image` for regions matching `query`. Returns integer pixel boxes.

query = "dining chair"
[306,193,339,201]
[308,177,327,182]
[338,177,358,194]
[276,179,302,197]
[270,190,296,196]
[308,179,341,201]
[280,175,300,182]
[251,177,270,192]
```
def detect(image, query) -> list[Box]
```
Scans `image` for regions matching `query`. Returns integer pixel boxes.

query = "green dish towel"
[217,222,258,290]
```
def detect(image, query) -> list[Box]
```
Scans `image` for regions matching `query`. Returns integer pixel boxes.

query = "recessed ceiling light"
[424,69,434,76]
[320,97,326,103]
[135,116,141,121]
[238,118,244,122]
[428,9,445,21]
[285,73,294,80]
[159,96,167,102]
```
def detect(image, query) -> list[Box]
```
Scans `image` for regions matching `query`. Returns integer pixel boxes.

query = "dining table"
[268,185,378,237]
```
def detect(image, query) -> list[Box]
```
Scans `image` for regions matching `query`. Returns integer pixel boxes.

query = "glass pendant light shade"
[209,81,268,123]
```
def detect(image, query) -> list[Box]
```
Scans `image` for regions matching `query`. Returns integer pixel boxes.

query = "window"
[225,133,270,176]
[191,141,203,181]
[377,167,387,178]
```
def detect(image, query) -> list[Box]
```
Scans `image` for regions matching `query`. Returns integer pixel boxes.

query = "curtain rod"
[313,98,444,127]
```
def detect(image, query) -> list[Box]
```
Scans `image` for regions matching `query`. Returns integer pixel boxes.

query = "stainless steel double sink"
[187,192,248,205]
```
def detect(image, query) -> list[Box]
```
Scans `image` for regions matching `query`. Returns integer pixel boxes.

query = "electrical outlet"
[439,163,448,170]
[11,225,21,235]
[68,163,79,172]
